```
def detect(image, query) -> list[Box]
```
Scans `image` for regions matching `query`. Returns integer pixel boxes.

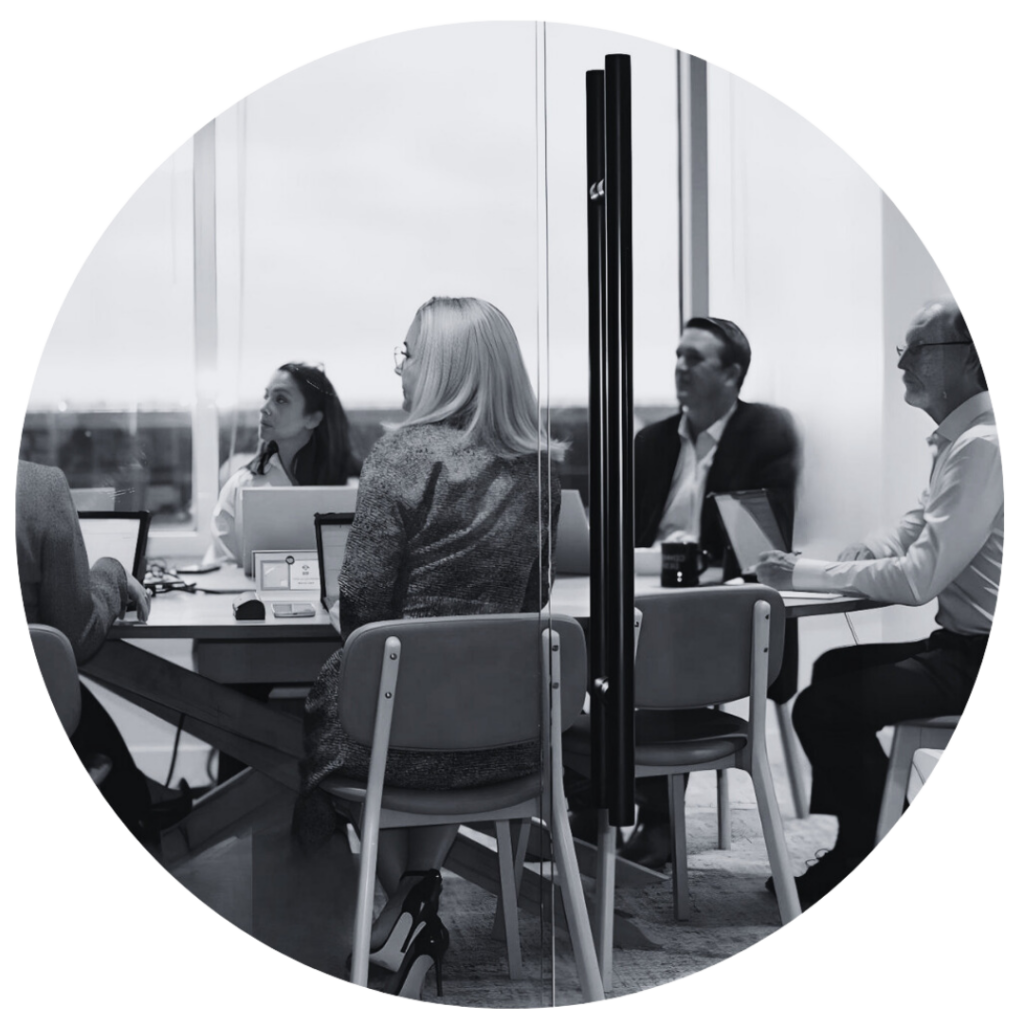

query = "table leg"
[82,639,306,858]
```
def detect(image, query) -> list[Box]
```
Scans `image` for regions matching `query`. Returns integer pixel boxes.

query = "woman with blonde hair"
[295,297,565,997]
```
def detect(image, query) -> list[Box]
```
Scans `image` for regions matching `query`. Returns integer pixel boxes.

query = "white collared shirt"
[793,392,1001,635]
[656,402,738,544]
[204,451,292,565]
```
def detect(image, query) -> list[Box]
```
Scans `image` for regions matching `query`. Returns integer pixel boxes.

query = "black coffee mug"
[661,542,702,588]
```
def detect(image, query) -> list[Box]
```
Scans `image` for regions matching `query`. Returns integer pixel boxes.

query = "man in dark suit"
[635,316,798,561]
[622,316,801,867]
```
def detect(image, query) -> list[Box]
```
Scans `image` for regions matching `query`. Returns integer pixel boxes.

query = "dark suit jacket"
[634,400,800,563]
[633,401,801,703]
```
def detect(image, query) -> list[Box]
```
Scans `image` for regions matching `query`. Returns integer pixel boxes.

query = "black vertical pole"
[585,70,610,806]
[603,54,635,826]
[587,55,635,827]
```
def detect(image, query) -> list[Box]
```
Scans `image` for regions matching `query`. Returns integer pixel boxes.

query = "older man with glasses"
[757,300,1002,908]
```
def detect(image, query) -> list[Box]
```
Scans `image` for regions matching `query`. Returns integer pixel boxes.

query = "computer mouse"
[232,592,266,620]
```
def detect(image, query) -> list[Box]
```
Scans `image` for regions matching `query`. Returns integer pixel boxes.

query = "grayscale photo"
[12,17,1006,1011]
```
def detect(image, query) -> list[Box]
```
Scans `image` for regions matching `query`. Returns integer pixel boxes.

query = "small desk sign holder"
[252,550,321,617]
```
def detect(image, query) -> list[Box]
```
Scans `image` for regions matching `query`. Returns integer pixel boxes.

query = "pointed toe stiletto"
[385,915,449,1000]
[369,869,443,972]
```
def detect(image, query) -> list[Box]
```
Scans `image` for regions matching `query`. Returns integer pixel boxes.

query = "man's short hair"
[684,316,752,389]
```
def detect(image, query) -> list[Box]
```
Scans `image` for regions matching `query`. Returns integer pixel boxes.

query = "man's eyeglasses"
[896,340,973,359]
[394,344,408,374]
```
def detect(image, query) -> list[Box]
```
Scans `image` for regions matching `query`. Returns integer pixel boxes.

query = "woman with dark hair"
[295,297,565,998]
[205,363,359,565]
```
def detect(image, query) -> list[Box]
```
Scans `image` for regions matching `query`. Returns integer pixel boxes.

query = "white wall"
[707,66,886,561]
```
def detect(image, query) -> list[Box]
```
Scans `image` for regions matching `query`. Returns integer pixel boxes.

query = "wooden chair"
[30,623,111,785]
[875,715,960,844]
[318,612,604,1002]
[564,585,800,991]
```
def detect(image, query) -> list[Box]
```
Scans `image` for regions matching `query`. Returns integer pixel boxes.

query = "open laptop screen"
[241,484,359,576]
[709,490,787,575]
[315,512,356,610]
[77,511,151,583]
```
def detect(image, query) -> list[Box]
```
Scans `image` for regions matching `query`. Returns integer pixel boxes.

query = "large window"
[213,24,542,491]
[24,143,195,529]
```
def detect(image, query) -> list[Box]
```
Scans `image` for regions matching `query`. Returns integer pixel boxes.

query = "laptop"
[78,510,151,584]
[314,512,357,610]
[555,489,590,576]
[709,489,788,576]
[240,484,359,576]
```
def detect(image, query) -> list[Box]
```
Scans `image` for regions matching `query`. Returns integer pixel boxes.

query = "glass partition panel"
[206,26,562,1003]
[19,21,587,1009]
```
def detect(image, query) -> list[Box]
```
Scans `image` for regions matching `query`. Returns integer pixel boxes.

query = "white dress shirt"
[656,402,737,543]
[793,391,1001,635]
[204,452,292,565]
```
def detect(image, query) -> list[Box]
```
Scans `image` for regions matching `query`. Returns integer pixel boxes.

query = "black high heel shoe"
[385,915,449,1000]
[369,869,443,971]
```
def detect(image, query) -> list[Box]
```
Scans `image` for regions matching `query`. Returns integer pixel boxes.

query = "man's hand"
[755,550,799,590]
[329,600,342,636]
[837,542,875,561]
[126,576,151,622]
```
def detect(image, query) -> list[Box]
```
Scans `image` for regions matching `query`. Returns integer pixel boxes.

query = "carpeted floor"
[166,764,836,1007]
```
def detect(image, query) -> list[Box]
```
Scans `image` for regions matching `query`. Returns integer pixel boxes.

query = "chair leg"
[750,747,800,923]
[550,780,604,1001]
[594,808,616,993]
[350,807,382,986]
[495,819,524,980]
[775,700,809,819]
[668,774,690,921]
[716,769,731,850]
[492,818,532,942]
[876,724,923,845]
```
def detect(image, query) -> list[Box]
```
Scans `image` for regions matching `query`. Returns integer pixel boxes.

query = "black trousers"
[793,628,987,859]
[71,685,152,836]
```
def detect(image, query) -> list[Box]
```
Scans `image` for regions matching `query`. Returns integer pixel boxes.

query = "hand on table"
[754,550,799,590]
[126,576,151,622]
[837,542,875,561]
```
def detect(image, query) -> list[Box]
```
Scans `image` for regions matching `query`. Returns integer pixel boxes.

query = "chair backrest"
[633,585,785,708]
[336,613,587,752]
[29,624,83,737]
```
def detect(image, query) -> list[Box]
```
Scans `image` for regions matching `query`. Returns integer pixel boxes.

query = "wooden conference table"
[83,564,879,866]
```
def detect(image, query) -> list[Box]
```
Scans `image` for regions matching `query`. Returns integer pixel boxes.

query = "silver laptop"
[241,485,359,576]
[710,489,788,575]
[555,489,590,576]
